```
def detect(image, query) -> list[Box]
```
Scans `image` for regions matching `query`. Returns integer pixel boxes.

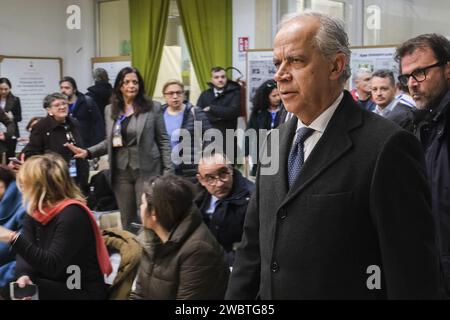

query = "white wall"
[232,0,256,81]
[0,0,96,93]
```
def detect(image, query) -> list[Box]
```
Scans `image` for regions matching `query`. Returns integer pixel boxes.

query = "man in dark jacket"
[195,153,254,266]
[86,68,113,120]
[370,69,412,121]
[60,76,105,148]
[197,67,241,161]
[226,12,441,300]
[396,34,450,295]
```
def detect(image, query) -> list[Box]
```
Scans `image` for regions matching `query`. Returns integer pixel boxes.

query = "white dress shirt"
[292,92,344,161]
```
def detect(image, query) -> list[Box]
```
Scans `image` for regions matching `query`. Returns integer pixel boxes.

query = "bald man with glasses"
[195,153,254,267]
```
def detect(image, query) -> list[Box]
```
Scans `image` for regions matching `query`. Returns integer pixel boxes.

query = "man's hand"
[8,153,24,172]
[64,143,89,159]
[204,107,211,112]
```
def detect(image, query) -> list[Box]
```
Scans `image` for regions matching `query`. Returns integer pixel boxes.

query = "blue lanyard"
[114,115,128,136]
[117,115,127,125]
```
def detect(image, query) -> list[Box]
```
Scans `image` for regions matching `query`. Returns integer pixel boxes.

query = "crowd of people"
[0,10,448,300]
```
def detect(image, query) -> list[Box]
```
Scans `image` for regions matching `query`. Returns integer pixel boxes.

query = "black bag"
[87,170,118,211]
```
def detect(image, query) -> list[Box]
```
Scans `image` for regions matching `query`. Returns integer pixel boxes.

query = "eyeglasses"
[164,91,184,97]
[199,167,232,185]
[51,102,68,109]
[398,61,446,86]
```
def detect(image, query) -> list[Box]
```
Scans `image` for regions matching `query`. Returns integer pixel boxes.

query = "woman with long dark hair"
[67,67,172,231]
[246,79,282,175]
[0,78,22,158]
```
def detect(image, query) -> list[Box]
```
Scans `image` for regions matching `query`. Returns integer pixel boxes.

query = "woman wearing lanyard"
[67,67,172,232]
[22,93,89,194]
[245,79,282,176]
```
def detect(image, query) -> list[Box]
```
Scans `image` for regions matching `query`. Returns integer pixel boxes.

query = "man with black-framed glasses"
[195,153,254,267]
[396,33,450,297]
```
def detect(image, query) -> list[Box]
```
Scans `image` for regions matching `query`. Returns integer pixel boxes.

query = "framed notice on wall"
[349,45,399,89]
[246,49,275,117]
[91,56,131,87]
[0,55,62,150]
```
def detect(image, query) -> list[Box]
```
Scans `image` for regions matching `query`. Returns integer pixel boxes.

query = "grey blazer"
[88,101,172,183]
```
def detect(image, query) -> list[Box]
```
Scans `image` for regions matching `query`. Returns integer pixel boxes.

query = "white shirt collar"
[296,92,344,133]
[374,99,397,116]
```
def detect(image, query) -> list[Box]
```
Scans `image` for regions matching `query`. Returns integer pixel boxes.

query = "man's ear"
[444,61,450,80]
[329,53,347,81]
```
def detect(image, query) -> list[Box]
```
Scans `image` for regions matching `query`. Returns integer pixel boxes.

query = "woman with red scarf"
[0,154,111,300]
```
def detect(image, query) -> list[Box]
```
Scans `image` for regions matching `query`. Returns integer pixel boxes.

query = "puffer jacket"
[102,229,142,300]
[129,208,229,300]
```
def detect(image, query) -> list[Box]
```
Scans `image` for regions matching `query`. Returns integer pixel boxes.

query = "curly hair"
[251,79,278,115]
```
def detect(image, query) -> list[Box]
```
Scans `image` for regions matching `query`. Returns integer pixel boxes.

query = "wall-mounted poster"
[246,49,275,118]
[0,55,62,151]
[350,46,398,89]
[91,56,131,87]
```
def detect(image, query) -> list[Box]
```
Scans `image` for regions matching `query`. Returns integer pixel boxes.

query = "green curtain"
[176,0,232,91]
[129,0,170,96]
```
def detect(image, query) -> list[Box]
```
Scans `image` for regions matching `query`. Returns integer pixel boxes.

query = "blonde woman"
[0,154,111,300]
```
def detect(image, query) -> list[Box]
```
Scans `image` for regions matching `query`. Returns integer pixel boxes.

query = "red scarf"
[31,199,112,276]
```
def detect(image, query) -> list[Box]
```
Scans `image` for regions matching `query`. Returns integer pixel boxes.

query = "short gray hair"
[280,11,351,83]
[43,93,68,109]
[93,68,109,82]
[354,68,372,81]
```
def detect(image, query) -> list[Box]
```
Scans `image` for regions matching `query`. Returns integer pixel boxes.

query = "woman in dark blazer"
[67,67,172,231]
[0,78,22,158]
[129,174,229,300]
[0,154,111,300]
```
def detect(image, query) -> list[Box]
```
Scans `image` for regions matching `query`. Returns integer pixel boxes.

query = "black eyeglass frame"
[398,61,447,86]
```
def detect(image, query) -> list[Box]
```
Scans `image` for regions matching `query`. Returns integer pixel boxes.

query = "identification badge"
[69,159,78,178]
[112,135,123,148]
[112,118,124,148]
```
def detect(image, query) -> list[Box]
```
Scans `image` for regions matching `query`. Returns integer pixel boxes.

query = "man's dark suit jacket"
[226,91,442,300]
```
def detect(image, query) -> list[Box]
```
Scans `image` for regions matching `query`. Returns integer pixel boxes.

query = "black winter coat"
[392,91,450,291]
[12,205,108,300]
[195,169,254,264]
[197,81,241,139]
[70,93,105,148]
[86,81,113,120]
[3,94,22,137]
[22,115,90,194]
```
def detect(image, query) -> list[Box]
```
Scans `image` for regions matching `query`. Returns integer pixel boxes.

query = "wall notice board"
[246,49,277,117]
[245,46,400,112]
[349,45,399,89]
[91,56,131,86]
[0,55,62,148]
